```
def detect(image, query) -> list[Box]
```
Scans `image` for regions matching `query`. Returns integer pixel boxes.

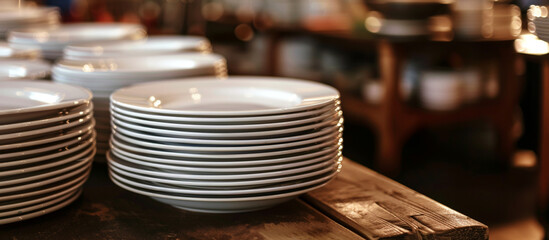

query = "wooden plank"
[0,162,364,240]
[304,158,488,240]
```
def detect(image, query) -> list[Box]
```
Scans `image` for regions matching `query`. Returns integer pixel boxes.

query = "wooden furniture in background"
[0,157,487,239]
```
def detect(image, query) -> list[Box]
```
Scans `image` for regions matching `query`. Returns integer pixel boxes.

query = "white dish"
[0,59,50,80]
[111,116,342,139]
[113,128,341,153]
[111,133,342,160]
[110,102,340,124]
[0,102,92,132]
[108,157,338,189]
[0,189,82,225]
[112,123,341,146]
[110,76,340,116]
[109,167,337,196]
[110,172,335,213]
[107,152,337,181]
[0,119,95,151]
[0,80,92,116]
[64,35,212,60]
[9,23,146,47]
[110,140,341,167]
[112,108,341,131]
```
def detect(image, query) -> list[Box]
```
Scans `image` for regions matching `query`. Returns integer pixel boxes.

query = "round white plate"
[110,141,342,167]
[111,133,342,160]
[110,102,340,124]
[111,116,342,139]
[109,167,337,196]
[112,123,341,146]
[64,35,212,60]
[107,152,337,181]
[0,102,92,132]
[9,23,146,47]
[0,59,50,81]
[108,157,338,189]
[112,108,341,130]
[110,173,336,213]
[110,76,340,116]
[0,189,82,225]
[113,129,341,153]
[0,119,95,151]
[0,80,92,116]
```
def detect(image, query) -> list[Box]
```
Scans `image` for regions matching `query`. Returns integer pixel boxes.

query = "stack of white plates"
[107,76,343,213]
[63,36,213,60]
[8,23,146,60]
[0,59,51,81]
[52,53,227,156]
[0,7,60,39]
[0,80,95,224]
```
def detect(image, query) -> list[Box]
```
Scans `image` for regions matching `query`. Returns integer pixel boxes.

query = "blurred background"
[7,0,549,238]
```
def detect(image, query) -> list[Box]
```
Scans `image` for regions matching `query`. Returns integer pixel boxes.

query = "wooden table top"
[0,157,487,239]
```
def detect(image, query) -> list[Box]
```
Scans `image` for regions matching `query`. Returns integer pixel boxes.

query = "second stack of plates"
[0,80,95,224]
[107,76,343,213]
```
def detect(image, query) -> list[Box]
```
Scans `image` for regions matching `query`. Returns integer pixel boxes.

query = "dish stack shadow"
[107,76,343,213]
[0,80,95,224]
[52,38,225,158]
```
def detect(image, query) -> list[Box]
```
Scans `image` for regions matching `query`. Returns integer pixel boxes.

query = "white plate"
[112,108,341,130]
[0,119,95,151]
[110,102,340,124]
[113,128,341,153]
[111,133,342,160]
[107,152,338,181]
[110,172,336,213]
[53,53,226,80]
[0,189,82,225]
[108,156,338,189]
[110,141,342,167]
[0,59,50,80]
[0,113,93,143]
[0,102,92,132]
[112,123,341,146]
[109,167,337,196]
[0,130,95,161]
[0,188,80,218]
[110,76,340,116]
[9,23,146,48]
[111,116,342,139]
[0,80,92,116]
[64,35,212,60]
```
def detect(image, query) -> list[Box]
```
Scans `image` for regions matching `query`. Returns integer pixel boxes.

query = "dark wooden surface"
[0,157,487,239]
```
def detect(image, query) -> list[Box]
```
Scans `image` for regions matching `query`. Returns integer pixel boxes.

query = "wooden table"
[0,157,487,239]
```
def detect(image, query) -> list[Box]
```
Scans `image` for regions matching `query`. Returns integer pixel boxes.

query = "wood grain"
[304,158,488,240]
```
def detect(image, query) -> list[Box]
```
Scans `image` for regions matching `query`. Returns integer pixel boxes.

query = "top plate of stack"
[63,36,212,60]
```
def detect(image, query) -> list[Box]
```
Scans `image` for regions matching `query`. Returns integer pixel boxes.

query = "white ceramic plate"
[0,189,82,224]
[110,76,340,116]
[110,173,336,213]
[0,119,95,151]
[0,80,92,116]
[108,157,338,189]
[112,123,341,146]
[111,116,342,139]
[64,35,212,60]
[110,102,340,124]
[110,139,341,167]
[0,59,50,80]
[9,23,145,47]
[111,133,342,160]
[107,152,337,181]
[112,108,341,131]
[109,167,337,196]
[113,129,341,153]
